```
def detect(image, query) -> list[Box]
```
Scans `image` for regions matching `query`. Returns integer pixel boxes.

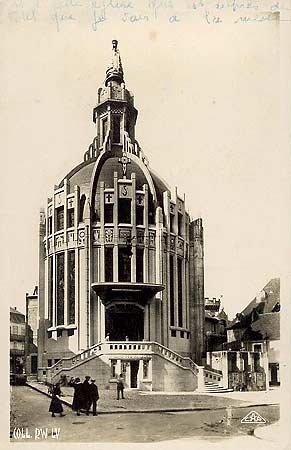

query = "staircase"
[201,381,233,393]
[39,341,207,391]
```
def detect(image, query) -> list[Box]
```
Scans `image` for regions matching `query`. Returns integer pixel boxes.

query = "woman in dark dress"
[70,377,84,416]
[49,383,65,417]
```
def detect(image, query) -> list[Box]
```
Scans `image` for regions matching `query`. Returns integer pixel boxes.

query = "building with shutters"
[37,41,210,391]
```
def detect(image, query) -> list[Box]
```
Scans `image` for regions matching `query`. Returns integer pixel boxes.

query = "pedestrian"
[116,373,125,400]
[49,383,65,417]
[71,377,84,416]
[88,379,99,416]
[83,376,91,415]
[105,333,110,342]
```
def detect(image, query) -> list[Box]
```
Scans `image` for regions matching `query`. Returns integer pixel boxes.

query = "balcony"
[91,282,164,307]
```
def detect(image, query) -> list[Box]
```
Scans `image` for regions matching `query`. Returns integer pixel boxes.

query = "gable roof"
[251,312,280,340]
[241,278,280,317]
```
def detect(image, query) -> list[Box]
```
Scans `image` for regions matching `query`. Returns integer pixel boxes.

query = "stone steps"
[201,381,233,393]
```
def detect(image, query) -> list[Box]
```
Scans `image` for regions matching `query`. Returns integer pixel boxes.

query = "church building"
[37,41,209,391]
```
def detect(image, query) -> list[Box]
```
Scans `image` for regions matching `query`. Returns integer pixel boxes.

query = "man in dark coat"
[87,379,99,416]
[116,373,125,400]
[70,377,84,416]
[83,376,91,415]
[49,383,65,417]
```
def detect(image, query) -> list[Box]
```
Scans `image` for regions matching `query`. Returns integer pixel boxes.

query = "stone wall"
[151,354,197,391]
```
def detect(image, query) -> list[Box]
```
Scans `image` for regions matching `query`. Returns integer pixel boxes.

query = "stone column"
[189,218,205,364]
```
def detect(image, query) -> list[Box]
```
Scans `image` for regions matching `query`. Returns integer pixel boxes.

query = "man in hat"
[83,376,91,415]
[88,379,99,416]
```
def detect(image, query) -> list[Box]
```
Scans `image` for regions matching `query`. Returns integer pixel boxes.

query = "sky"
[1,1,288,320]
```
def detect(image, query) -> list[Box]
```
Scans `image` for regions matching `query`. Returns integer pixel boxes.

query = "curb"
[25,382,280,416]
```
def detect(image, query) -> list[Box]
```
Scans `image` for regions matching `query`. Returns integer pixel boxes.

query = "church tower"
[37,41,206,392]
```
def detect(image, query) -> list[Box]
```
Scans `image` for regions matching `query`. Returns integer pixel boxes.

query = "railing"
[45,340,207,389]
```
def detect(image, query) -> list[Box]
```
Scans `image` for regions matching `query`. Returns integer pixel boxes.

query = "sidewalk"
[26,381,280,414]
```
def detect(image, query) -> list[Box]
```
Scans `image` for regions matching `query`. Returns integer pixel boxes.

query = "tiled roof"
[241,278,280,316]
[251,312,280,340]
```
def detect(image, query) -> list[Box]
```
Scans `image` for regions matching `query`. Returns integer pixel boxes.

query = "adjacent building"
[10,307,26,375]
[37,41,208,391]
[204,297,228,353]
[25,287,38,376]
[206,278,280,390]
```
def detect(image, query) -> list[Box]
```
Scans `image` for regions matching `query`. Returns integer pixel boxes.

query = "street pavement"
[10,386,280,444]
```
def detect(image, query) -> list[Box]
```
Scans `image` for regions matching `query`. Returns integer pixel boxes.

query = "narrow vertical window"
[48,256,53,325]
[105,247,113,282]
[178,258,183,328]
[56,206,64,231]
[136,204,144,226]
[136,248,144,282]
[112,115,121,143]
[79,194,86,222]
[169,255,175,326]
[102,117,108,144]
[48,216,53,235]
[68,208,74,228]
[104,204,114,223]
[170,214,174,233]
[118,198,131,224]
[68,250,75,324]
[178,213,183,237]
[56,252,64,326]
[118,247,131,282]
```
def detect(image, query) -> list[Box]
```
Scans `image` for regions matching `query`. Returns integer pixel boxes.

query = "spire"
[105,40,124,86]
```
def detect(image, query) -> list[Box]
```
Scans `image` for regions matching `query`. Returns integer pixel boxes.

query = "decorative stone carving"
[136,194,144,206]
[68,231,74,242]
[78,230,85,246]
[93,229,101,244]
[149,231,155,247]
[119,229,131,243]
[170,236,175,251]
[170,203,175,214]
[104,192,114,204]
[55,235,64,248]
[137,230,144,245]
[105,228,114,243]
[177,238,184,256]
[111,86,122,100]
[67,198,74,209]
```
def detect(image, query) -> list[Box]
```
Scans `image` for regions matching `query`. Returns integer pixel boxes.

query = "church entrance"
[130,360,139,388]
[105,304,144,341]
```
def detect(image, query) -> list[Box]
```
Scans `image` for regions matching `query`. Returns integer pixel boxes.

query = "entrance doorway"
[105,304,144,341]
[130,360,139,388]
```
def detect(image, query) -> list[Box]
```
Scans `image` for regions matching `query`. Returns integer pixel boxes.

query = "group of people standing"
[70,376,99,416]
[48,373,125,417]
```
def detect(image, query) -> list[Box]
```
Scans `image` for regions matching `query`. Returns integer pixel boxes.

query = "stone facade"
[37,41,205,391]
